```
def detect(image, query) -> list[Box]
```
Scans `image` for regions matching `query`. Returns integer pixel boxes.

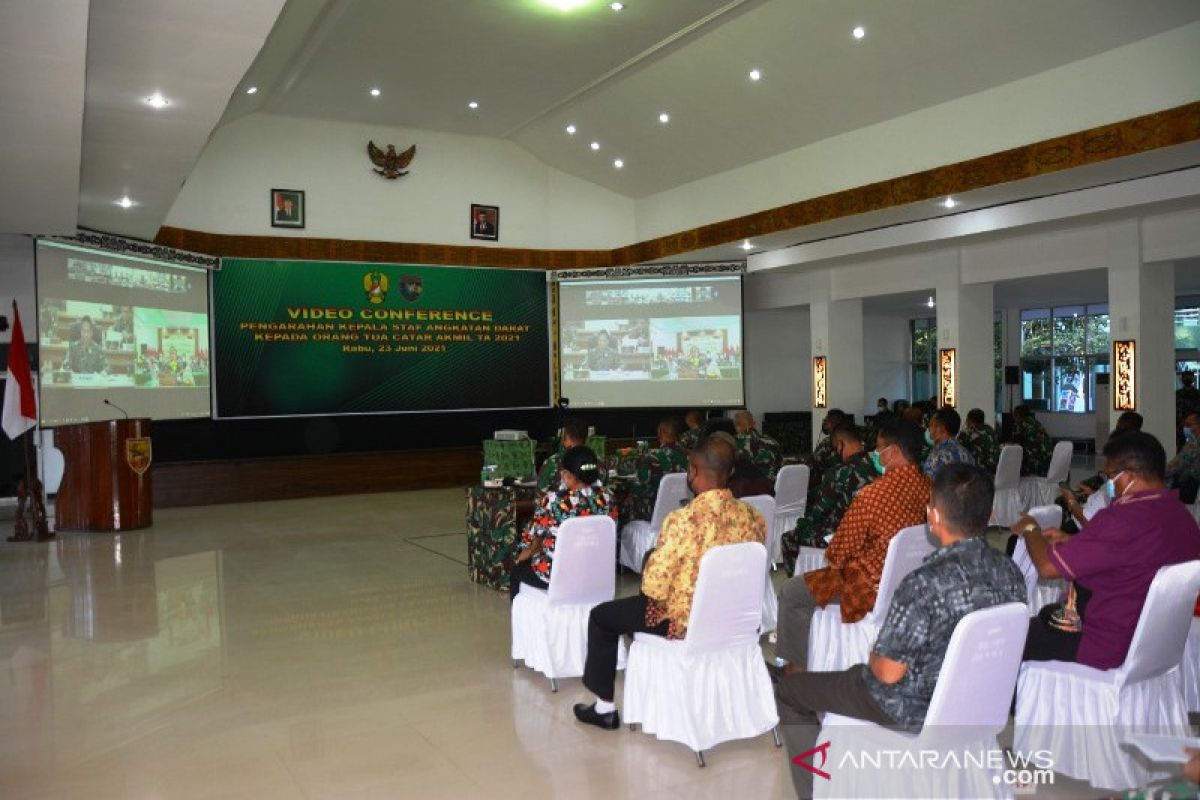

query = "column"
[1106,220,1175,447]
[936,279,996,422]
[810,273,864,445]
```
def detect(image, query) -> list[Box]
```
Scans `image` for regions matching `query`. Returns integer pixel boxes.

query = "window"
[1177,305,1200,350]
[910,318,937,402]
[1019,304,1108,413]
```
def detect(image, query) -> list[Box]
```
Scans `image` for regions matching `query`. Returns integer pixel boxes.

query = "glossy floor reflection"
[0,489,791,799]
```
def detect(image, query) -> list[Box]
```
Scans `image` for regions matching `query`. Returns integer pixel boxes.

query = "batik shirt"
[536,450,565,493]
[958,425,1000,474]
[643,488,766,639]
[1167,438,1200,489]
[865,537,1026,731]
[783,451,878,572]
[519,483,617,584]
[1013,417,1053,476]
[679,427,702,451]
[922,438,975,479]
[736,428,783,481]
[804,463,931,623]
[624,443,689,522]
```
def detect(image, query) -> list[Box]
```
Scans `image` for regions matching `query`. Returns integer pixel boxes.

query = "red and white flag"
[2,302,37,440]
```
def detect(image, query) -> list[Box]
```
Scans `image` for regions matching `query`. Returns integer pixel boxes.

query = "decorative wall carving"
[1113,339,1136,410]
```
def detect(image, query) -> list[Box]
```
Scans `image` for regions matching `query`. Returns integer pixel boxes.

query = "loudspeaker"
[1004,366,1020,386]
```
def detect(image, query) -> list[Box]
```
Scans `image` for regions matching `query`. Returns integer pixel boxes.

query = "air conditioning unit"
[494,430,529,441]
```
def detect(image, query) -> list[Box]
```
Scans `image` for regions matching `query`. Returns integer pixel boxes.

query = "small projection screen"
[557,275,744,408]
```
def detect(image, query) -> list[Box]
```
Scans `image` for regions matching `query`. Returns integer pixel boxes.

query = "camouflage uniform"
[782,451,877,574]
[679,427,702,451]
[736,428,783,481]
[622,442,689,523]
[1012,416,1053,476]
[536,450,565,493]
[1166,439,1200,490]
[805,435,838,486]
[958,425,1000,474]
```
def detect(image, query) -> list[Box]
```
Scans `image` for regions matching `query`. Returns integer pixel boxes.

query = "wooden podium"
[55,418,153,532]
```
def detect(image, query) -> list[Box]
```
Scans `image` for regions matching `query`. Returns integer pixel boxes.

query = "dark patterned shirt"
[736,428,783,480]
[536,450,565,493]
[958,425,1000,474]
[1012,417,1053,476]
[922,438,975,479]
[679,427,702,451]
[865,537,1025,731]
[783,451,877,571]
[519,483,617,583]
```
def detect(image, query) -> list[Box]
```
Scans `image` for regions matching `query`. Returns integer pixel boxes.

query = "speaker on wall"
[1004,366,1020,386]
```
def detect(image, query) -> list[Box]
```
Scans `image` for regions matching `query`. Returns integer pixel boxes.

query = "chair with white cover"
[1018,441,1073,509]
[1014,559,1200,791]
[740,494,778,632]
[807,524,935,672]
[1010,505,1069,614]
[1185,616,1200,714]
[771,464,809,567]
[619,472,690,572]
[816,603,1029,800]
[37,429,65,495]
[990,445,1025,527]
[511,516,624,691]
[622,542,780,766]
[794,546,828,577]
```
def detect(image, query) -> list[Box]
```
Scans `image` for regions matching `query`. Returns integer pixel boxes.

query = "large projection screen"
[35,240,213,426]
[558,275,744,408]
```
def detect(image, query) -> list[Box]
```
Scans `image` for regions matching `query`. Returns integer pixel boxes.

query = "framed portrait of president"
[271,189,305,229]
[469,203,499,241]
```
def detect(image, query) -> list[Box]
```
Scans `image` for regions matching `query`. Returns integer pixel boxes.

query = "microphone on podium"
[103,398,130,419]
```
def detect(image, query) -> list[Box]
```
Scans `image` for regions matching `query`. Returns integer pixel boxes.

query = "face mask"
[924,430,934,446]
[1104,470,1126,500]
[870,447,890,475]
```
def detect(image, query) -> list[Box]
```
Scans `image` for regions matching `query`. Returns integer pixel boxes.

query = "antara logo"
[793,741,832,780]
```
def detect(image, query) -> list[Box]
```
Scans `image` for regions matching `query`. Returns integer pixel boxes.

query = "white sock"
[593,698,616,714]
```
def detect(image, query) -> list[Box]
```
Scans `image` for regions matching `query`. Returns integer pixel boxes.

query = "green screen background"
[213,259,549,417]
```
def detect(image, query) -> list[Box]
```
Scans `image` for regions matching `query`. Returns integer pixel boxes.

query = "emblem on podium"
[125,437,152,475]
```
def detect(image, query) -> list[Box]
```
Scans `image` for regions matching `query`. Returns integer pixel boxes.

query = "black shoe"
[573,702,620,730]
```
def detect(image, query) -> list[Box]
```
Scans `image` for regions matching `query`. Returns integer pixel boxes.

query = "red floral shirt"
[519,483,616,583]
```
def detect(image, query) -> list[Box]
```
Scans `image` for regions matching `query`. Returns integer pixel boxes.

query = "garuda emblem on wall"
[367,140,417,179]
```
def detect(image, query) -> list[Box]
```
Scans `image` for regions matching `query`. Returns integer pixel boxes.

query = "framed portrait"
[271,189,305,229]
[469,203,499,241]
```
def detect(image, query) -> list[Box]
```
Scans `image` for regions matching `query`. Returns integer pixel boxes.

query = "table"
[466,484,536,591]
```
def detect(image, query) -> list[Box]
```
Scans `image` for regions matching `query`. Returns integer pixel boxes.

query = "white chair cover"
[740,494,778,632]
[1184,616,1200,713]
[37,429,65,495]
[1018,441,1073,509]
[771,464,809,565]
[511,516,625,684]
[1014,559,1200,791]
[817,603,1029,799]
[990,445,1025,526]
[807,524,934,672]
[1187,501,1200,524]
[794,546,827,577]
[619,472,690,572]
[622,542,778,758]
[1011,536,1066,615]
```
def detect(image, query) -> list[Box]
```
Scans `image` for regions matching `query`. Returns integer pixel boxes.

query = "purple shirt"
[1049,489,1200,670]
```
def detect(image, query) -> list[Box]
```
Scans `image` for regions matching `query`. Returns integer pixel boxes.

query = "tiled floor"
[0,489,792,800]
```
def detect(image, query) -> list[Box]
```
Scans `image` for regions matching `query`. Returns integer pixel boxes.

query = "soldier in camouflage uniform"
[733,410,783,481]
[622,418,689,523]
[957,408,1000,474]
[804,409,848,493]
[1010,405,1053,476]
[536,419,588,493]
[679,410,704,451]
[782,425,877,574]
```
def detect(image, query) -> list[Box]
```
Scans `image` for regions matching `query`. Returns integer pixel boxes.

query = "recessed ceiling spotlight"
[748,68,762,81]
[590,141,600,151]
[942,196,958,208]
[245,86,258,95]
[468,100,479,109]
[658,112,670,124]
[369,87,381,97]
[740,239,754,251]
[115,196,135,209]
[610,1,625,10]
[926,295,936,308]
[565,124,577,135]
[144,93,170,109]
[613,158,624,169]
[852,25,866,39]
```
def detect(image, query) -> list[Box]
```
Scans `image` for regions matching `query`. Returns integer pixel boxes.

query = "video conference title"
[283,307,494,322]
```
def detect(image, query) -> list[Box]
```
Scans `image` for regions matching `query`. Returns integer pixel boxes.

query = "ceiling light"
[245,86,258,95]
[658,112,670,124]
[590,141,600,151]
[610,1,625,9]
[613,158,624,169]
[927,296,936,308]
[852,25,866,39]
[144,93,170,109]
[468,100,479,109]
[115,196,135,209]
[748,68,762,81]
[942,196,958,208]
[565,124,577,135]
[369,87,381,97]
[740,240,754,251]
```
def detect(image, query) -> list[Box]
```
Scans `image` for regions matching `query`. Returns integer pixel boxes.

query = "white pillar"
[810,274,864,444]
[1106,220,1176,447]
[937,280,996,422]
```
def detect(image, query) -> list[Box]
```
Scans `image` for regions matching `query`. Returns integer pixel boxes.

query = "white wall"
[862,313,910,417]
[165,113,636,251]
[742,307,810,419]
[0,234,36,344]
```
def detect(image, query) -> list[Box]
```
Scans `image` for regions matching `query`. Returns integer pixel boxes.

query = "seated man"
[922,407,975,478]
[623,417,689,523]
[774,420,931,675]
[536,418,588,493]
[1010,405,1052,477]
[510,446,615,601]
[781,424,877,575]
[1055,411,1144,531]
[776,464,1026,799]
[957,408,999,474]
[66,315,108,374]
[1017,432,1200,668]
[1167,410,1200,503]
[805,409,848,490]
[733,410,783,480]
[574,436,766,729]
[705,422,774,498]
[678,410,704,451]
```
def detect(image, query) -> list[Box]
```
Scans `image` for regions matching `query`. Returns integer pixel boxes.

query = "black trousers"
[1021,604,1082,663]
[509,561,545,602]
[582,594,668,702]
[775,666,895,800]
